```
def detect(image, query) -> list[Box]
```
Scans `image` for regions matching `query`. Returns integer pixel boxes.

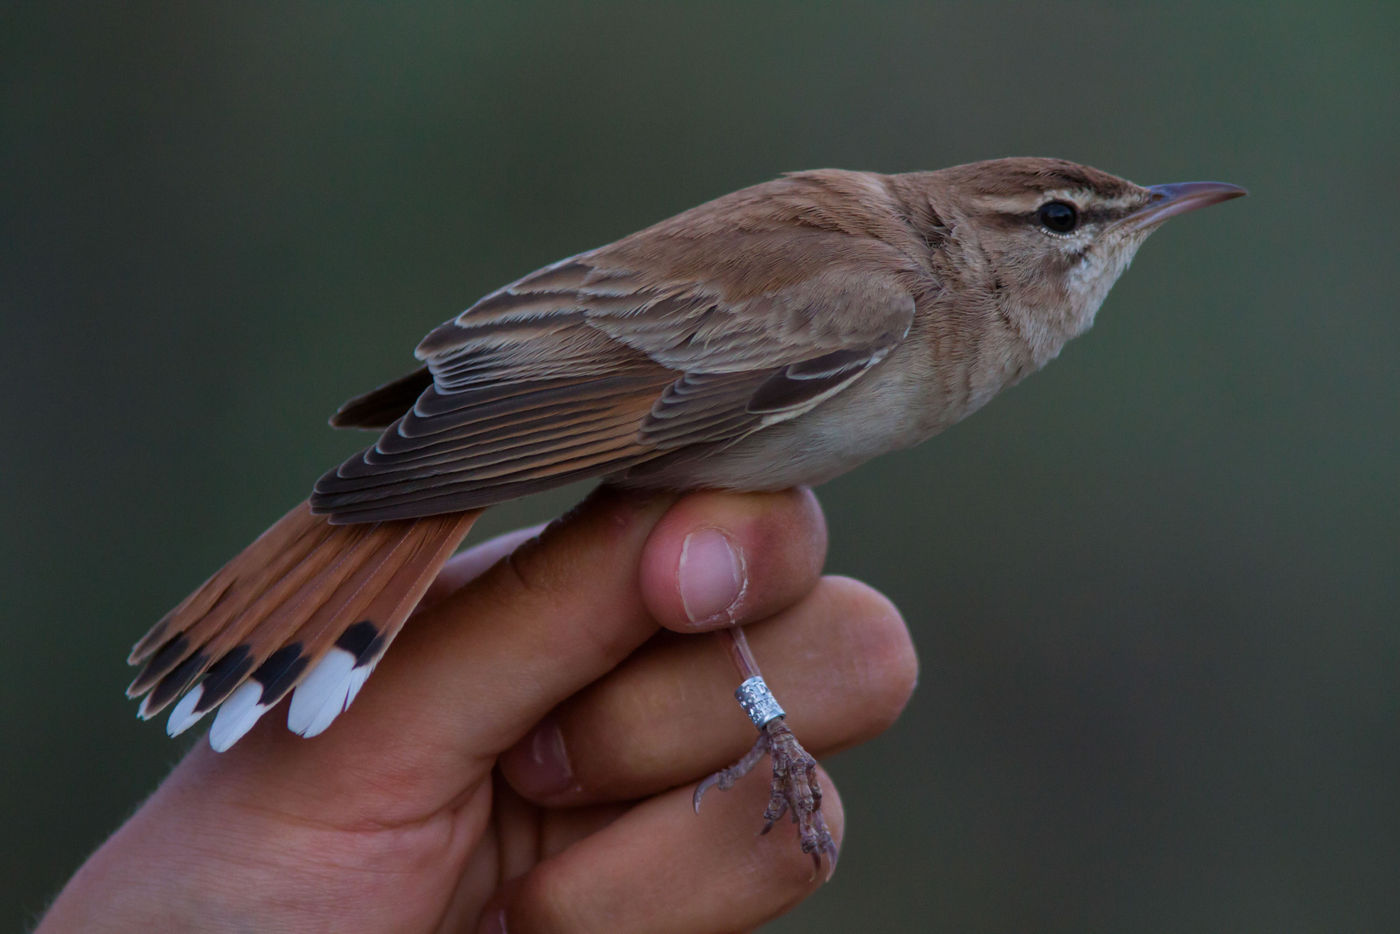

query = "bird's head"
[926,158,1245,362]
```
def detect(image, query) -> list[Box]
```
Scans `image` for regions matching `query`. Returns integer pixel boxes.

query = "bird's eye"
[1036,200,1079,233]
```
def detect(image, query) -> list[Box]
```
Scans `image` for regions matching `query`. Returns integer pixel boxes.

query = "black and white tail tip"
[158,621,385,752]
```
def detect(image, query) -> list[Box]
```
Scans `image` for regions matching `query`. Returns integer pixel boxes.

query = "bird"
[125,157,1244,868]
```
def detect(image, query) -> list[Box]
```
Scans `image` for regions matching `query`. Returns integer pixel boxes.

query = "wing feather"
[314,203,922,522]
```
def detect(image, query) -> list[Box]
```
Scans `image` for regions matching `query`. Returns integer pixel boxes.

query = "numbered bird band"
[735,676,785,728]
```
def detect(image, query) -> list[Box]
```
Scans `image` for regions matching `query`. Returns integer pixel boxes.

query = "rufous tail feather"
[127,502,478,750]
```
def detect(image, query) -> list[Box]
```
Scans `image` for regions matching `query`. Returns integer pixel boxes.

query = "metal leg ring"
[735,675,785,728]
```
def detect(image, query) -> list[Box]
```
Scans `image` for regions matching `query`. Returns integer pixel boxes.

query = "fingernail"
[476,906,507,934]
[511,716,575,797]
[679,528,746,625]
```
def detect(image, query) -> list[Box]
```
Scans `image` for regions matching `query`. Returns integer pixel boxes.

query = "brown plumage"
[130,504,477,748]
[313,170,926,522]
[127,157,1242,855]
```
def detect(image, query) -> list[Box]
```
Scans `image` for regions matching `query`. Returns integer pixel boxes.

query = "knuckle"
[508,864,592,933]
[496,523,569,601]
[492,526,654,673]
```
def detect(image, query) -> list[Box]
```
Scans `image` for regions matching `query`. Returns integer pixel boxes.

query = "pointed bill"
[1117,181,1247,232]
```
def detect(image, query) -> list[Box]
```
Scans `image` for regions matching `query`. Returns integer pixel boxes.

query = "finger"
[390,488,827,755]
[638,487,827,632]
[234,487,831,821]
[417,523,547,612]
[480,765,845,934]
[500,576,916,804]
[378,487,829,763]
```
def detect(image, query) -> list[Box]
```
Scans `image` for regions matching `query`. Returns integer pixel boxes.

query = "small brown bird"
[126,157,1243,868]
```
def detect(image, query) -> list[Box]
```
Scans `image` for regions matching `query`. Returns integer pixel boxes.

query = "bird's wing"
[312,234,918,522]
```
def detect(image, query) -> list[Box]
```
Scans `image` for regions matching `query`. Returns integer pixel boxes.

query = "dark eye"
[1036,200,1078,233]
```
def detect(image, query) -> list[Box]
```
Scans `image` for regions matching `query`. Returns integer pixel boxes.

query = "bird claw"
[694,717,838,881]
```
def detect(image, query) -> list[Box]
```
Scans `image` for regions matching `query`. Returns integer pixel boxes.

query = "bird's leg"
[693,625,838,879]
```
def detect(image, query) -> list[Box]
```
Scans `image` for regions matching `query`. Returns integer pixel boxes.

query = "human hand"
[41,488,917,933]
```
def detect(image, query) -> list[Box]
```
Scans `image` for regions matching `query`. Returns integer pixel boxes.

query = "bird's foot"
[694,716,838,880]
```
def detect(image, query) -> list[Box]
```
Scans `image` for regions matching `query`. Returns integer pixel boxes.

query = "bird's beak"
[1118,181,1247,232]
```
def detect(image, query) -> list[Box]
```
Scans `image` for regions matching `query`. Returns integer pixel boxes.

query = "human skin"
[42,488,918,933]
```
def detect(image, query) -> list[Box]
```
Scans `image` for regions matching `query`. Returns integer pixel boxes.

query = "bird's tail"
[126,502,478,750]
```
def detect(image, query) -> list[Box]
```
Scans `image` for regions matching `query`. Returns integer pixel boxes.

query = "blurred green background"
[4,2,1396,930]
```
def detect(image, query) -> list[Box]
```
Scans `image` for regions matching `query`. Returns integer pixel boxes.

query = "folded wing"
[313,217,919,523]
